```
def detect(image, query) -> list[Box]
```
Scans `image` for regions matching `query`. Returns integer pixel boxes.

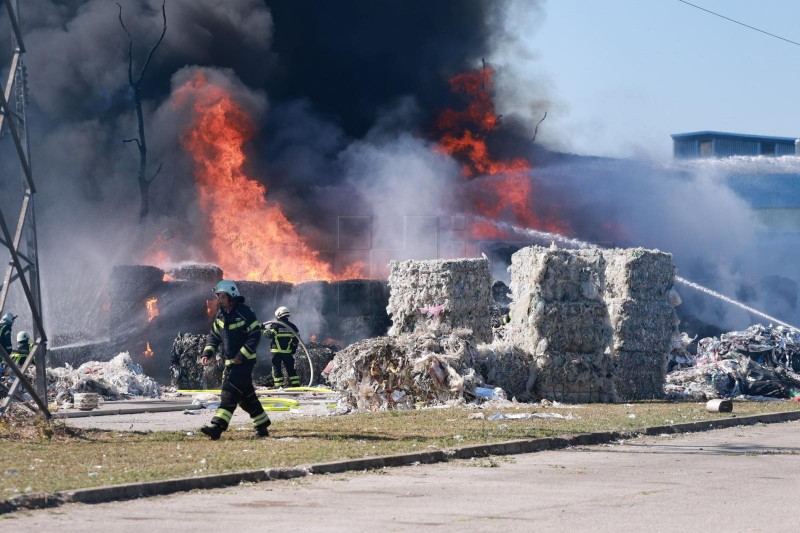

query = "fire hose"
[262,319,314,388]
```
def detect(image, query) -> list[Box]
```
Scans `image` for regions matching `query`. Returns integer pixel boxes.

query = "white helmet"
[275,306,291,319]
[213,280,240,298]
[17,331,30,343]
[1,312,16,324]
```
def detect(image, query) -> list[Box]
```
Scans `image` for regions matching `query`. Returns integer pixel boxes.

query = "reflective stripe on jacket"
[265,320,299,355]
[203,302,261,362]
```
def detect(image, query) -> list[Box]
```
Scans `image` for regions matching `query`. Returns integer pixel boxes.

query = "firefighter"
[10,331,32,368]
[0,312,16,356]
[501,311,512,325]
[264,306,301,388]
[199,280,270,440]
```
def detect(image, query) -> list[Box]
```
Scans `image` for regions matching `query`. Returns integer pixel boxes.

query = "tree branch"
[146,162,163,185]
[116,3,134,87]
[135,0,167,86]
[122,138,141,148]
[531,111,548,143]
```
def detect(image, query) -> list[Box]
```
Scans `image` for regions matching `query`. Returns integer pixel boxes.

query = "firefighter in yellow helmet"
[199,280,270,440]
[264,306,301,388]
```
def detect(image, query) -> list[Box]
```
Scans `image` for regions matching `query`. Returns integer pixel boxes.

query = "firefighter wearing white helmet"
[198,280,271,440]
[264,306,301,388]
[10,330,32,368]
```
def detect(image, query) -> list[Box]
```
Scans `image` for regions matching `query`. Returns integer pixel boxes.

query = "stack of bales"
[507,246,616,403]
[387,258,492,343]
[603,248,678,400]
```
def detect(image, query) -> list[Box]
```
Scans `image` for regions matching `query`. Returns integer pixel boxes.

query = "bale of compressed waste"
[613,350,668,400]
[507,246,614,402]
[602,248,676,300]
[603,248,678,401]
[532,350,617,403]
[167,263,223,284]
[328,329,480,410]
[387,258,492,343]
[606,299,676,353]
[474,342,533,401]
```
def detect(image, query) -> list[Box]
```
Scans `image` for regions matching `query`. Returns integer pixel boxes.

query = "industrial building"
[672,131,799,159]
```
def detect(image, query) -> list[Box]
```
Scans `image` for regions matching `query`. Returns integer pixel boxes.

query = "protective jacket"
[0,321,12,356]
[10,341,32,367]
[203,299,261,365]
[265,319,300,387]
[265,319,299,355]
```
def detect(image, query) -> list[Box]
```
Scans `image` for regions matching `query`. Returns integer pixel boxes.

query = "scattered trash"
[328,329,481,410]
[47,352,161,401]
[706,398,733,413]
[665,325,800,400]
[73,393,99,411]
[475,386,507,401]
[488,412,574,420]
[468,412,485,420]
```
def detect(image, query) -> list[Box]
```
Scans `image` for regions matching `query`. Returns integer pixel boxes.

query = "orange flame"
[163,273,175,282]
[310,334,317,343]
[145,297,159,322]
[436,66,571,240]
[144,341,154,358]
[166,71,364,282]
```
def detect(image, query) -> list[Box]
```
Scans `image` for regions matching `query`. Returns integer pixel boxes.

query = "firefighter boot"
[254,417,272,438]
[200,423,223,440]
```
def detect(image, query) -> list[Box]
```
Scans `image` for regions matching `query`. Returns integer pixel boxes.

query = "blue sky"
[523,0,800,160]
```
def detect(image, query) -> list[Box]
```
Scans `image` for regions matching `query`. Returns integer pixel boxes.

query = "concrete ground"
[6,419,799,532]
[56,393,339,432]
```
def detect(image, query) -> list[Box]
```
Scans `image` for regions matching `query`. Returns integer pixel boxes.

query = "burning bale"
[167,263,223,284]
[387,258,492,342]
[47,352,161,403]
[603,248,680,400]
[665,324,800,399]
[507,246,616,403]
[328,329,480,410]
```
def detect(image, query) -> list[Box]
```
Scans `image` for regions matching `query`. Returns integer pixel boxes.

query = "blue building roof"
[672,131,799,143]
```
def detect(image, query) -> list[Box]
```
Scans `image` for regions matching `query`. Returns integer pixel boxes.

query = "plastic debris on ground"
[46,352,161,402]
[665,324,800,400]
[487,412,575,420]
[328,329,482,411]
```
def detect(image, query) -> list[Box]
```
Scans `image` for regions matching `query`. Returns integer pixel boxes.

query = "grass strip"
[1,401,798,496]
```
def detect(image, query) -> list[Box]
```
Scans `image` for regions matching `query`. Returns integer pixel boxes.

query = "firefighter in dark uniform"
[199,280,270,440]
[10,331,32,367]
[0,312,16,356]
[264,306,301,388]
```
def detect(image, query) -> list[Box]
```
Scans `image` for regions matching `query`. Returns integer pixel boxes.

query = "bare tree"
[118,0,167,222]
[531,112,547,143]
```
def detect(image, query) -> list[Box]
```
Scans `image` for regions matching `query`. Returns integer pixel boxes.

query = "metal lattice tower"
[0,0,49,419]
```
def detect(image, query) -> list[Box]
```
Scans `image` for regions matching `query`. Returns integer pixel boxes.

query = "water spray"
[476,216,799,331]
